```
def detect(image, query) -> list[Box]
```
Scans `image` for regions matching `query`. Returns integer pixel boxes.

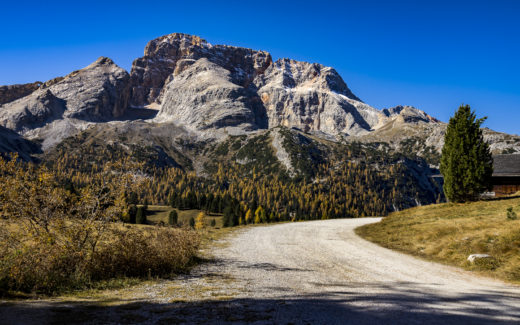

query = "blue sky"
[1,0,519,134]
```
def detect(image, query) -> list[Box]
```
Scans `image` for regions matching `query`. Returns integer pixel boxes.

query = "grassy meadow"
[356,196,520,283]
[145,205,224,228]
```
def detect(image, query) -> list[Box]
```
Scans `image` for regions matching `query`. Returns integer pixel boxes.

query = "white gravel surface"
[2,218,520,324]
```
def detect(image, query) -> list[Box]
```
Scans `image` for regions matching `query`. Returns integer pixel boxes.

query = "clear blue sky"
[1,0,519,134]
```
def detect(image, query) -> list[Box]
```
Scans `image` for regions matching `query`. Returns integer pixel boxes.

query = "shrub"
[189,217,195,228]
[210,219,216,227]
[507,207,517,220]
[0,223,199,294]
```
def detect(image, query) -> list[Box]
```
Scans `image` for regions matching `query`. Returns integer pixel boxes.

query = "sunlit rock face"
[129,33,272,107]
[0,57,130,133]
[253,58,384,135]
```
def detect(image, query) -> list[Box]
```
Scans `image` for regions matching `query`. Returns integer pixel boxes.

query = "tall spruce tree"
[440,104,493,202]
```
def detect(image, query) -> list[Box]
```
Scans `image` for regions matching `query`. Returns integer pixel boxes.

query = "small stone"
[467,254,492,263]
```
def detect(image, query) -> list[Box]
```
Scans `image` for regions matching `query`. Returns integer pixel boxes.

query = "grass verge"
[356,196,520,283]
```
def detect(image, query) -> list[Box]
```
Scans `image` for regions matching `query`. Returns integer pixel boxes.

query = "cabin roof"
[493,154,520,176]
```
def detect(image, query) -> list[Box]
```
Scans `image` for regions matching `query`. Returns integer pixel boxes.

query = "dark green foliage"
[128,205,137,224]
[440,105,493,202]
[232,133,283,176]
[210,219,216,227]
[169,210,178,225]
[280,129,324,179]
[222,196,241,227]
[127,192,138,205]
[189,217,195,228]
[136,206,147,224]
[222,206,233,227]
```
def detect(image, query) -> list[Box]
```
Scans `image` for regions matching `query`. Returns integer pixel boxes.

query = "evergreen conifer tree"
[440,105,493,202]
[128,204,137,224]
[136,206,147,224]
[168,209,178,226]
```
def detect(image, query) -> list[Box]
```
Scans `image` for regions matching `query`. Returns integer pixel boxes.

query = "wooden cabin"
[492,154,520,197]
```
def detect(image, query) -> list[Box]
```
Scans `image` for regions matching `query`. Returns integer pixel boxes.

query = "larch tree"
[245,209,253,224]
[195,211,205,230]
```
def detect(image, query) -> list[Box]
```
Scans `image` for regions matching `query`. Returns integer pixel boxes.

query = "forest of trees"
[44,138,442,228]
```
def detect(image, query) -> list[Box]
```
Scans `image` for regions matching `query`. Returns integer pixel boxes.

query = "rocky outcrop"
[156,58,258,131]
[49,57,130,120]
[129,33,271,106]
[0,89,66,132]
[0,81,42,105]
[0,57,130,133]
[382,105,439,124]
[0,125,41,161]
[253,59,382,135]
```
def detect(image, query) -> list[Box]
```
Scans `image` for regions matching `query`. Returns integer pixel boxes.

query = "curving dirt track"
[2,218,520,324]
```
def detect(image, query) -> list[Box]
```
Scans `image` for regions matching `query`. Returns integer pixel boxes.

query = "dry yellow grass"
[356,196,520,283]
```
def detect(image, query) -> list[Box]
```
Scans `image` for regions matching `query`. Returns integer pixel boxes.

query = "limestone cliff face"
[0,57,130,133]
[141,34,393,136]
[253,58,383,135]
[156,58,258,131]
[129,33,271,106]
[46,57,130,120]
[0,89,65,132]
[0,82,42,105]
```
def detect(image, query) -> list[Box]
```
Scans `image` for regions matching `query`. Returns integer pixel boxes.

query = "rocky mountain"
[129,33,271,107]
[0,57,130,148]
[0,81,43,105]
[0,32,518,175]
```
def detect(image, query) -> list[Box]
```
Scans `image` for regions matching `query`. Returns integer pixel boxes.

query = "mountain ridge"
[0,32,518,165]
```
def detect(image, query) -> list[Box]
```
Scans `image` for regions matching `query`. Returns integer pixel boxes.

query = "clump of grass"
[507,207,518,220]
[356,197,520,283]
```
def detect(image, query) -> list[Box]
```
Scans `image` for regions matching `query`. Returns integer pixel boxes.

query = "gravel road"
[2,218,520,324]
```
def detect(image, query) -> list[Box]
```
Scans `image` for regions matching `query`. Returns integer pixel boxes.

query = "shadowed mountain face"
[0,81,43,105]
[0,125,41,161]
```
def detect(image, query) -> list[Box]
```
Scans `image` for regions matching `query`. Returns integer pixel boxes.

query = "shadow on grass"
[1,280,519,324]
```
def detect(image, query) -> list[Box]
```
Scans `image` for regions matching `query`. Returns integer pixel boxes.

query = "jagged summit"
[129,32,272,107]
